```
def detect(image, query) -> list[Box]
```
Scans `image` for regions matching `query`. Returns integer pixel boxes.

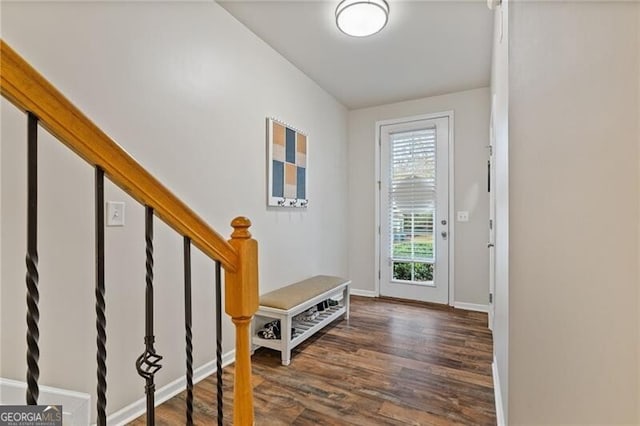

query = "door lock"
[441,219,447,225]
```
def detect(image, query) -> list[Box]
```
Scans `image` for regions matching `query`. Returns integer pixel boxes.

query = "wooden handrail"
[0,40,238,272]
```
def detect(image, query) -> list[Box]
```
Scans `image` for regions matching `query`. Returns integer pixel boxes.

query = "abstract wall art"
[267,118,308,208]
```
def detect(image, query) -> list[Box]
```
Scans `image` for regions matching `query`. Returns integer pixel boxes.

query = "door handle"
[487,242,495,248]
[441,231,448,239]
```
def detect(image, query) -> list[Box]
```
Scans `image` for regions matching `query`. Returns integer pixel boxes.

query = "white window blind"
[389,127,436,262]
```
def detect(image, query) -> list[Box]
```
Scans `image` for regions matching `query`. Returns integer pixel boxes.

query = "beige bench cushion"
[259,275,349,310]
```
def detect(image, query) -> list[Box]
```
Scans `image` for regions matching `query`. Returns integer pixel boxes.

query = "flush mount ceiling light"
[335,0,390,37]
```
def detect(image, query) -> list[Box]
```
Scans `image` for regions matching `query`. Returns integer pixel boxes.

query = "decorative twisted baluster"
[215,261,223,426]
[25,112,40,405]
[95,167,107,425]
[136,206,163,425]
[183,237,194,426]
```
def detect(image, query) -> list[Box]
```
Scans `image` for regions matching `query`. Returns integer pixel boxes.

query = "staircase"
[1,40,258,425]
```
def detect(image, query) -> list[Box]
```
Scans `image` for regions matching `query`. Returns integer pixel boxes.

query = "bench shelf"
[252,276,350,365]
[254,304,345,350]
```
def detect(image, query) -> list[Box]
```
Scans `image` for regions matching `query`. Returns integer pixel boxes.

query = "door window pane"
[389,127,436,283]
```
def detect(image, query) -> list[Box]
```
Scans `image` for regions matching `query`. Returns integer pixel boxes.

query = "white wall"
[508,2,639,424]
[348,88,490,305]
[490,1,509,423]
[0,1,348,421]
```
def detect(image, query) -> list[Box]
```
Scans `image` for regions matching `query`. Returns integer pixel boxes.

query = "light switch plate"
[106,201,125,227]
[457,211,469,222]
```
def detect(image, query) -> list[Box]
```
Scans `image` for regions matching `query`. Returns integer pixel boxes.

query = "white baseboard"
[454,302,489,313]
[1,378,90,426]
[492,357,506,426]
[106,349,235,426]
[350,289,378,297]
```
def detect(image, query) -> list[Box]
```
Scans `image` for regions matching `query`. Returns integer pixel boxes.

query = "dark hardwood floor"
[130,296,496,425]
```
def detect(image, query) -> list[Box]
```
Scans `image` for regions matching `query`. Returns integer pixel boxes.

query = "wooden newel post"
[225,217,259,426]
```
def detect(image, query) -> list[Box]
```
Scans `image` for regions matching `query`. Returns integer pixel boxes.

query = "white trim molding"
[453,302,489,313]
[1,378,90,425]
[492,357,506,426]
[106,349,235,426]
[447,112,455,306]
[350,288,378,298]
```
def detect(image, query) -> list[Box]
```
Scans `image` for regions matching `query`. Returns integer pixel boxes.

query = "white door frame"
[488,96,497,329]
[374,111,455,305]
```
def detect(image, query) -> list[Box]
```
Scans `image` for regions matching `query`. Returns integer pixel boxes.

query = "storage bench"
[252,275,350,365]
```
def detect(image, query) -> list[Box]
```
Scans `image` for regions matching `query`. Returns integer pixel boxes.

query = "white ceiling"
[218,0,494,109]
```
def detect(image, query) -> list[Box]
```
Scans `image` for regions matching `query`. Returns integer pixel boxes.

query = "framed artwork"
[267,118,308,208]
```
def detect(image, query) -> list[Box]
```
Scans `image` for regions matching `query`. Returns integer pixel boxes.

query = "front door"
[379,115,450,304]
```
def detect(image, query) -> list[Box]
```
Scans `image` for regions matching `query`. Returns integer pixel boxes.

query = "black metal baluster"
[95,167,107,425]
[215,261,223,426]
[183,237,194,426]
[136,206,163,425]
[25,112,40,405]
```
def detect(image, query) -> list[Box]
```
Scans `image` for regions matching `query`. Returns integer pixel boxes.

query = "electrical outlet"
[457,211,469,222]
[106,201,125,227]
